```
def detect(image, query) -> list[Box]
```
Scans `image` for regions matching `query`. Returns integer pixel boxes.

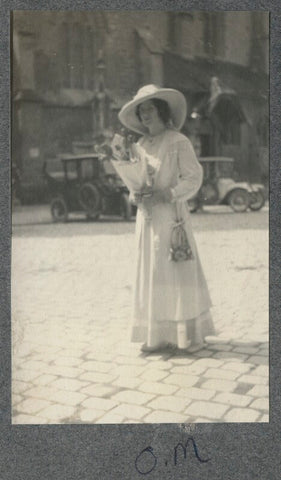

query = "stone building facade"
[12,10,269,202]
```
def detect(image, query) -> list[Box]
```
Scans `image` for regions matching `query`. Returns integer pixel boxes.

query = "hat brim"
[118,88,187,135]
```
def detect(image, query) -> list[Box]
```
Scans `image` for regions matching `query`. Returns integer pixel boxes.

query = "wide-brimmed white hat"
[118,84,187,135]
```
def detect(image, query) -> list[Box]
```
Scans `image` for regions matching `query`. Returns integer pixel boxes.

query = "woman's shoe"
[141,343,166,353]
[178,343,204,354]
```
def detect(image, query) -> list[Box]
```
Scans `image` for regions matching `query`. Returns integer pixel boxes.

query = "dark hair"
[136,98,171,124]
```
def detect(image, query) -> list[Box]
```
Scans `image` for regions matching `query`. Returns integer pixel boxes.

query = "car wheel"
[228,189,250,213]
[79,183,101,216]
[249,190,265,211]
[51,197,68,222]
[120,192,132,221]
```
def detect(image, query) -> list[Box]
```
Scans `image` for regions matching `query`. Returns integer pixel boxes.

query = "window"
[202,12,224,57]
[60,22,95,90]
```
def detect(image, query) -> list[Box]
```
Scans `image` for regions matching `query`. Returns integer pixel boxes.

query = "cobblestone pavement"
[12,205,268,424]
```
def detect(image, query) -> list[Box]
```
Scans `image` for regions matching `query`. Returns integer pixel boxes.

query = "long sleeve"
[170,138,203,202]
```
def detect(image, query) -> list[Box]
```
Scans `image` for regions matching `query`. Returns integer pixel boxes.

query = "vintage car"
[188,157,266,213]
[43,153,134,222]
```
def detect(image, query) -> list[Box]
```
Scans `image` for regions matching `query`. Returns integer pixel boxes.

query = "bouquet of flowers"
[109,133,158,219]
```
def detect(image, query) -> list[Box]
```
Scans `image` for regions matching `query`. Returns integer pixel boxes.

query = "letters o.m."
[135,446,157,475]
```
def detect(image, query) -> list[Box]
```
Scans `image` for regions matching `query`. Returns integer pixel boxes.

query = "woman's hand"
[151,188,173,205]
[129,192,142,205]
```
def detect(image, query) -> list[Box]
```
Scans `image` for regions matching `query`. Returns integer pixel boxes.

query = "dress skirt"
[131,200,215,347]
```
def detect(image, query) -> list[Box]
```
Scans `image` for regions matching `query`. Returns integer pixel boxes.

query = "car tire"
[79,183,101,216]
[120,192,132,221]
[51,197,68,222]
[228,189,250,213]
[249,190,265,211]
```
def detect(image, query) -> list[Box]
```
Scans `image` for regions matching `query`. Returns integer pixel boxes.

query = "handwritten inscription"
[135,437,210,475]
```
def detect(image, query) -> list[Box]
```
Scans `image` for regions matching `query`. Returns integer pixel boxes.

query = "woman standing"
[118,85,215,353]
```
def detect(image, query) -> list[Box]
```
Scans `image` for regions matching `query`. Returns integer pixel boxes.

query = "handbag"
[169,219,194,262]
[169,192,194,262]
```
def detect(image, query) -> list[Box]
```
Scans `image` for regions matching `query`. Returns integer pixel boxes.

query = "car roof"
[59,153,100,161]
[199,157,234,163]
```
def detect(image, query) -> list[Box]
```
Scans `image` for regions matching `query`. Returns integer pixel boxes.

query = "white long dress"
[131,129,215,348]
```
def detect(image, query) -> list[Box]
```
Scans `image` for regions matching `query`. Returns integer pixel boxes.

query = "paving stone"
[38,404,77,423]
[247,384,269,397]
[208,344,233,352]
[50,378,90,392]
[213,392,252,407]
[17,398,52,415]
[26,386,87,406]
[82,397,118,412]
[12,394,23,405]
[124,419,141,423]
[86,352,115,362]
[141,360,173,370]
[259,414,269,422]
[224,408,260,422]
[81,385,117,398]
[33,374,58,386]
[230,339,260,347]
[252,365,269,377]
[246,335,268,344]
[13,380,33,394]
[176,387,215,401]
[147,395,191,413]
[193,349,215,358]
[185,401,229,420]
[247,355,268,365]
[141,369,169,382]
[194,417,213,423]
[111,390,155,406]
[112,377,142,390]
[44,365,84,379]
[204,368,240,381]
[79,409,106,423]
[13,369,40,382]
[257,349,268,358]
[193,358,224,368]
[250,398,269,411]
[233,383,253,396]
[113,365,147,378]
[212,352,248,362]
[143,410,187,423]
[80,372,117,384]
[205,335,232,345]
[54,357,82,367]
[163,374,199,388]
[21,360,49,371]
[170,364,207,376]
[238,374,268,385]
[12,414,49,424]
[201,379,237,392]
[233,347,260,355]
[169,357,194,365]
[110,404,150,420]
[80,361,112,373]
[143,354,168,362]
[114,356,148,366]
[95,413,125,424]
[220,362,253,373]
[138,381,178,396]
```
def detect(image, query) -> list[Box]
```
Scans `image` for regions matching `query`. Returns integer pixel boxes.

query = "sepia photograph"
[11,10,269,425]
